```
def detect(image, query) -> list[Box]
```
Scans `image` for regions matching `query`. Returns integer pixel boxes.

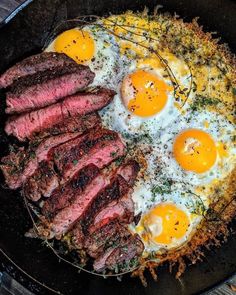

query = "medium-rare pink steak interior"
[0,52,77,88]
[0,51,144,273]
[1,113,101,189]
[33,112,101,139]
[22,161,59,201]
[53,127,125,182]
[50,172,109,237]
[5,87,115,141]
[42,164,100,217]
[6,64,95,114]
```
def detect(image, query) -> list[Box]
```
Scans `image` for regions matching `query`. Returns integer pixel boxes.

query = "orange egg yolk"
[54,29,95,64]
[173,129,217,173]
[121,70,169,117]
[142,203,190,245]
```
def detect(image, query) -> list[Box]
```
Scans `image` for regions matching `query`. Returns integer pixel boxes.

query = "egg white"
[152,110,236,186]
[100,54,192,136]
[45,25,128,90]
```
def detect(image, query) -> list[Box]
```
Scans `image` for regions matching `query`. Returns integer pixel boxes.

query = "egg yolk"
[121,70,169,117]
[54,29,95,64]
[142,203,190,245]
[173,129,217,173]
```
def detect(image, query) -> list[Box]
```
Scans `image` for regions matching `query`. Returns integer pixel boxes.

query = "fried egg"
[129,180,205,252]
[135,203,193,251]
[153,110,236,186]
[100,53,192,136]
[45,26,126,89]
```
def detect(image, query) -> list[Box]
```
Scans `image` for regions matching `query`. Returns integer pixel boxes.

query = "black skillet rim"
[0,0,235,294]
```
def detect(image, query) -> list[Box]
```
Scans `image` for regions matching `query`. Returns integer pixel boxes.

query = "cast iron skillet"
[0,0,235,294]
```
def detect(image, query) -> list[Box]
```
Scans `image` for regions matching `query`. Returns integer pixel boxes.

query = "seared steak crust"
[5,88,115,141]
[88,194,134,234]
[93,234,144,272]
[82,160,139,232]
[70,160,139,254]
[42,164,100,217]
[6,64,95,114]
[0,132,80,189]
[83,221,130,258]
[53,128,125,181]
[81,175,129,232]
[23,161,59,201]
[49,173,108,237]
[34,113,101,139]
[0,52,76,88]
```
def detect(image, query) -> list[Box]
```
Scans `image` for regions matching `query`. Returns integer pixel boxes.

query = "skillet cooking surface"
[0,0,235,294]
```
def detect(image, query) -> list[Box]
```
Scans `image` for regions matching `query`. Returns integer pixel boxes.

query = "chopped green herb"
[230,135,236,141]
[110,151,118,158]
[115,156,125,166]
[73,159,78,165]
[151,179,172,199]
[30,151,36,159]
[190,95,221,112]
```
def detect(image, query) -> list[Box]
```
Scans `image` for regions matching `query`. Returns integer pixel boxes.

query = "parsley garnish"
[151,179,172,200]
[190,95,220,112]
[110,151,118,158]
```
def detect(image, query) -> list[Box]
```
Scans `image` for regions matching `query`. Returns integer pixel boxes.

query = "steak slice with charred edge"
[71,195,134,251]
[70,160,139,249]
[81,160,140,233]
[6,63,95,114]
[5,88,115,141]
[53,128,125,182]
[88,194,134,234]
[34,112,101,139]
[93,234,144,272]
[1,113,101,189]
[83,221,131,258]
[22,161,59,202]
[1,133,80,189]
[42,164,100,217]
[81,160,139,234]
[0,52,77,88]
[72,199,134,249]
[48,173,108,238]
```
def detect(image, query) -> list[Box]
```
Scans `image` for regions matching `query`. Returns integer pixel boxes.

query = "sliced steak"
[34,112,101,139]
[117,160,140,186]
[6,63,95,114]
[53,128,125,182]
[0,132,80,189]
[71,223,85,250]
[0,52,78,88]
[42,164,100,217]
[93,234,144,272]
[1,112,100,189]
[88,194,134,234]
[83,221,130,258]
[22,161,59,201]
[81,160,140,233]
[81,176,129,232]
[70,160,139,249]
[49,173,108,238]
[5,88,115,141]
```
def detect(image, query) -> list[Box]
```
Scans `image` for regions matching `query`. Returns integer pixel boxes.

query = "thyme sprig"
[44,14,193,107]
